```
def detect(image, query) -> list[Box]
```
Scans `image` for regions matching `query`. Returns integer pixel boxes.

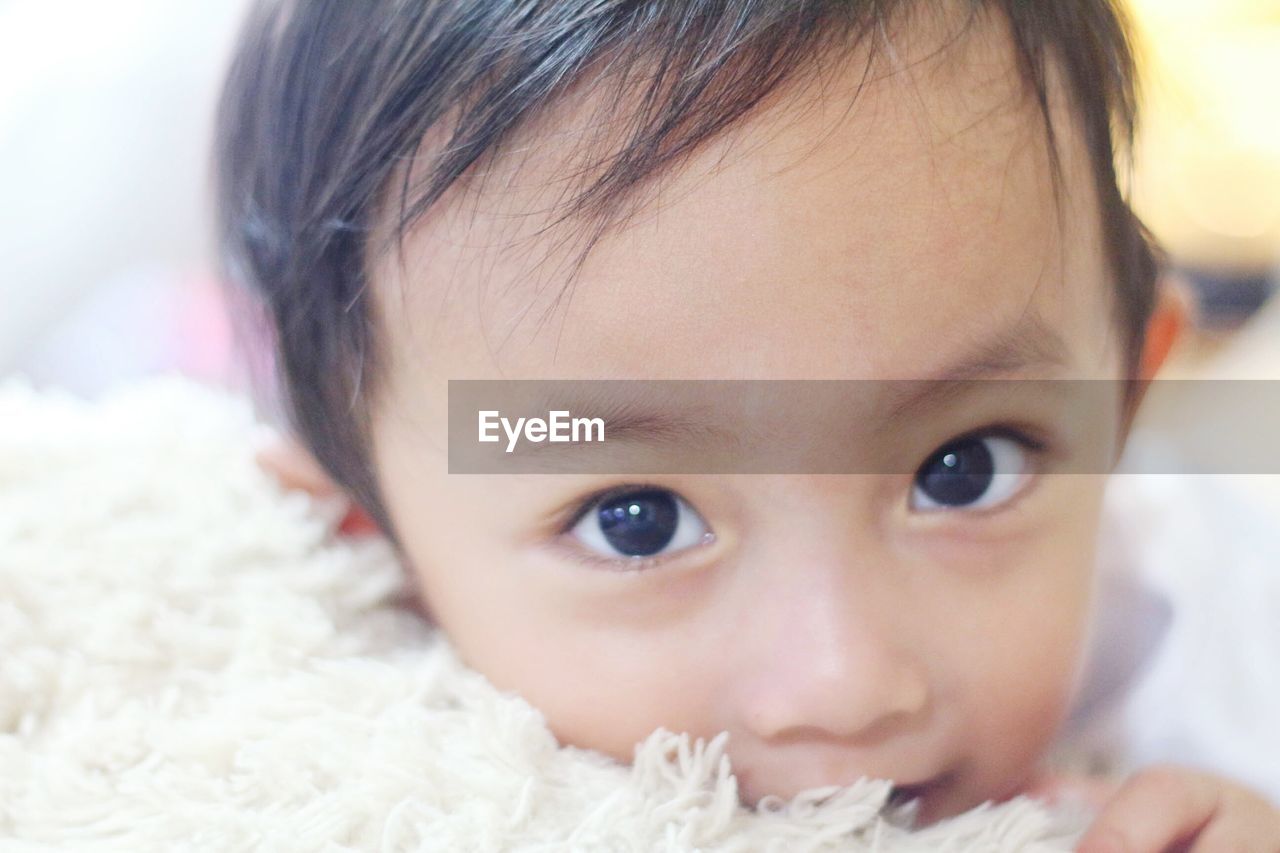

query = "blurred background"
[0,0,251,394]
[1,0,1278,392]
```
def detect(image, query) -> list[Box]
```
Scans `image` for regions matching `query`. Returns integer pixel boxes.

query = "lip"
[887,772,952,809]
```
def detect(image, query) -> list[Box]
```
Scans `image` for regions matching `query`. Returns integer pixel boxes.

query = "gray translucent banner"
[447,380,1279,474]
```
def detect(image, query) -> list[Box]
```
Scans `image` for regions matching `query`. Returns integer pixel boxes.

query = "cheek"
[892,470,1108,807]
[965,588,1088,772]
[495,634,723,764]
[386,482,721,764]
[425,589,721,764]
[940,504,1101,797]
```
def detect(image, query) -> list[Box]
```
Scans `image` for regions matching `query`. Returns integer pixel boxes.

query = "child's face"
[366,14,1124,825]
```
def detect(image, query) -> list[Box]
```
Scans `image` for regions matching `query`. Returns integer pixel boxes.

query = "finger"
[1188,818,1265,853]
[1188,788,1280,853]
[1076,766,1220,853]
[1023,772,1121,813]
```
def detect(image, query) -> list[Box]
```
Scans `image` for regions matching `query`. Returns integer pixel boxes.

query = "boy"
[218,0,1280,847]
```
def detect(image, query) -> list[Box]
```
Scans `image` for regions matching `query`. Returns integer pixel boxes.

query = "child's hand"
[1027,766,1280,852]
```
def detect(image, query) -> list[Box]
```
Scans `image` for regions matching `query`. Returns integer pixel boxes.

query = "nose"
[735,569,931,745]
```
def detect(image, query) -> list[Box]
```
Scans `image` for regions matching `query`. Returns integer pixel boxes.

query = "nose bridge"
[735,541,931,743]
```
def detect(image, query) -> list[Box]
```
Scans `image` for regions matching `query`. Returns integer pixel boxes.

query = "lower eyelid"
[555,524,717,571]
[917,467,1043,521]
[556,488,714,564]
[908,437,1044,514]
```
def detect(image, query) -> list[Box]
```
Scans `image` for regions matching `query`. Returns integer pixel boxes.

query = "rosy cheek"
[488,630,715,764]
[934,561,1090,800]
[966,627,1083,799]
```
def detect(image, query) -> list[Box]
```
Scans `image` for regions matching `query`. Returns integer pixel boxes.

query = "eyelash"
[554,482,698,572]
[550,422,1057,568]
[993,422,1050,459]
[911,421,1052,504]
[935,422,1051,462]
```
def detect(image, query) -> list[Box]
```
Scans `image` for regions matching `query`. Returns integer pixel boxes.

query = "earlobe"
[1138,273,1195,383]
[254,434,383,537]
[1119,274,1195,445]
[338,505,382,536]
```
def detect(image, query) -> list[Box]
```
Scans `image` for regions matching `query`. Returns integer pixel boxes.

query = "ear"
[1119,274,1195,441]
[1138,273,1194,383]
[337,503,382,537]
[255,434,383,537]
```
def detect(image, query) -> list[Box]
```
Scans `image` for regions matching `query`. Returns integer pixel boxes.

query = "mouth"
[886,772,951,811]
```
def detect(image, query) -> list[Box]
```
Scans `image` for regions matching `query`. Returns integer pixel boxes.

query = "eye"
[569,487,711,561]
[910,432,1035,512]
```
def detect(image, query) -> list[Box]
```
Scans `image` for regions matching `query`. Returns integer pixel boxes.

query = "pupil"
[597,490,679,556]
[917,437,994,506]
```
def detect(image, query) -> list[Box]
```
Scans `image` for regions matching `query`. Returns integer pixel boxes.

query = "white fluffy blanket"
[0,377,1088,851]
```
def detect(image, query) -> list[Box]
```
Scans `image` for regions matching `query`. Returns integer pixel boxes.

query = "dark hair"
[214,0,1159,547]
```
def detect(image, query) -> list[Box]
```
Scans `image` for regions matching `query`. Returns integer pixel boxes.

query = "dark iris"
[596,489,679,557]
[915,436,995,506]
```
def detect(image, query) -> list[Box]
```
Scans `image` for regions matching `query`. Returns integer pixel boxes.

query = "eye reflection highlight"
[569,487,711,563]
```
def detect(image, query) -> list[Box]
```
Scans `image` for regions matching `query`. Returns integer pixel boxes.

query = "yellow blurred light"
[1121,0,1280,268]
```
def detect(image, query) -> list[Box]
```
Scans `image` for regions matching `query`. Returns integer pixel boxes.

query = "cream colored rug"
[0,377,1087,851]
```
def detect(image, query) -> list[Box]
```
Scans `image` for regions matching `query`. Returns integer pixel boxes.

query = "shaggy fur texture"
[0,377,1089,851]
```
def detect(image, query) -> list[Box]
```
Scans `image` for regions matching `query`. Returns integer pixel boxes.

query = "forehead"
[371,6,1116,390]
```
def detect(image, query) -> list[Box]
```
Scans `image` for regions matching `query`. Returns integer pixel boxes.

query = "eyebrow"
[498,388,746,461]
[877,311,1071,425]
[499,311,1071,458]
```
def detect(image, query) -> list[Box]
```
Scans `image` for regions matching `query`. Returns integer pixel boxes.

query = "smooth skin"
[256,5,1280,849]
